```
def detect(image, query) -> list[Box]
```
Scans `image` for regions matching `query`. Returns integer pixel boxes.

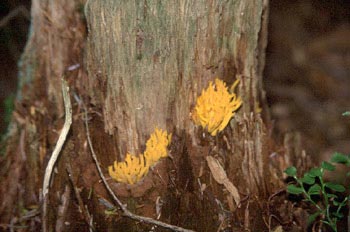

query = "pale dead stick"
[42,78,72,232]
[206,155,241,209]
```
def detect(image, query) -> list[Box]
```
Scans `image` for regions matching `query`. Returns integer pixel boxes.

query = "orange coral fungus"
[108,153,149,185]
[108,128,171,184]
[144,128,172,165]
[192,78,242,136]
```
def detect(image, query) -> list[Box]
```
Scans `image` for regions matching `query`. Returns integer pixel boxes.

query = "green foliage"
[331,152,350,166]
[284,152,350,232]
[342,111,350,116]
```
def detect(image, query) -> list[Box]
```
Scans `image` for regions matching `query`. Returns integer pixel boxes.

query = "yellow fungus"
[108,153,149,185]
[108,128,172,184]
[144,128,172,165]
[192,78,242,136]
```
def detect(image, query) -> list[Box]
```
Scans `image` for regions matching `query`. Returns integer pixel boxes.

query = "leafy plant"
[284,154,349,232]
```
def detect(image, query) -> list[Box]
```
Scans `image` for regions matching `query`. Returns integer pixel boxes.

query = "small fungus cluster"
[144,128,172,165]
[108,128,171,185]
[108,153,149,185]
[192,78,242,136]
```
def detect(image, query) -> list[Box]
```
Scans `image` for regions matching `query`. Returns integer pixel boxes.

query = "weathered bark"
[0,0,281,231]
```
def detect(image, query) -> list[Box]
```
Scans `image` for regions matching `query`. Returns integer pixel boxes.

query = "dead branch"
[79,96,195,232]
[42,78,72,232]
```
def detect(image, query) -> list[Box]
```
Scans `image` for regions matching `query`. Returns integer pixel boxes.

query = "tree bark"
[0,0,281,231]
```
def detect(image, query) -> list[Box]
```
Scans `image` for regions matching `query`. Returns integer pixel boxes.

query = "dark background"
[0,0,30,134]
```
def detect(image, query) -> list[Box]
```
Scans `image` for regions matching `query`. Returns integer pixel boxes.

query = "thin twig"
[66,161,96,231]
[80,98,195,232]
[42,78,72,232]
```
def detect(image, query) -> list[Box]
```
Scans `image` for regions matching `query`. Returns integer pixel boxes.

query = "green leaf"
[331,152,350,166]
[342,111,350,116]
[325,182,346,192]
[332,211,344,219]
[337,199,348,207]
[333,200,340,206]
[284,166,297,176]
[321,161,335,171]
[326,193,338,198]
[308,211,321,225]
[104,209,117,215]
[308,184,321,195]
[287,184,304,194]
[308,167,323,177]
[301,173,315,185]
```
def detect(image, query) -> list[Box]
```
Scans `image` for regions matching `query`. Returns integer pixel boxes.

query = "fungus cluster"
[192,78,242,136]
[108,128,171,184]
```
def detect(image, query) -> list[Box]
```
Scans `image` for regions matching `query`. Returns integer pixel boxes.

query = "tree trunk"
[0,0,281,231]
